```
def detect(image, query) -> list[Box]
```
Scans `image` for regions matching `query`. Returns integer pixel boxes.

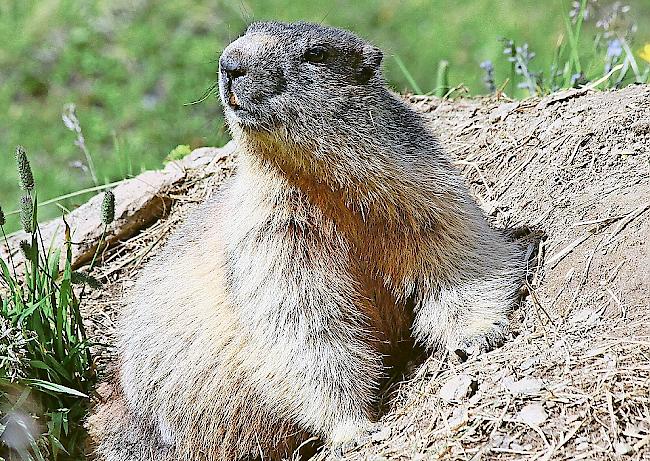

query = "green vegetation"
[1,147,110,459]
[0,2,649,458]
[1,1,648,232]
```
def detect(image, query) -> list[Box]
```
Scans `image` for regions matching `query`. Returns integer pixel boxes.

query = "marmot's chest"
[239,204,416,346]
[242,182,420,354]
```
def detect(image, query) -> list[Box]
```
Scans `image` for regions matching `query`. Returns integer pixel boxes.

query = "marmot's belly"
[120,241,413,458]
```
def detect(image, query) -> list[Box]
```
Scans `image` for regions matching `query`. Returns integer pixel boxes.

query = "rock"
[568,308,600,325]
[0,143,234,273]
[181,142,236,171]
[439,374,475,402]
[489,102,519,123]
[502,376,544,395]
[613,441,632,455]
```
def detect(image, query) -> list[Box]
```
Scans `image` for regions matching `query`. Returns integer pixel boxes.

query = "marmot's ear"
[357,44,383,83]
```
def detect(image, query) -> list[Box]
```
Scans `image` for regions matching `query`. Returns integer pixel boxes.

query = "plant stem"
[435,60,450,98]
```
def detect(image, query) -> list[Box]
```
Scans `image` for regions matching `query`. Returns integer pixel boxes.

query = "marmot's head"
[218,22,384,144]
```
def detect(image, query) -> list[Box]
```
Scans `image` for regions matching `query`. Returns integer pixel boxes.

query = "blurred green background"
[1,0,649,231]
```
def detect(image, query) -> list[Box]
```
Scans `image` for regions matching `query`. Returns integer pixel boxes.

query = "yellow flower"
[640,44,650,64]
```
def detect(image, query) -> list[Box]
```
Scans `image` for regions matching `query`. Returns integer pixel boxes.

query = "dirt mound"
[334,85,649,460]
[17,85,648,460]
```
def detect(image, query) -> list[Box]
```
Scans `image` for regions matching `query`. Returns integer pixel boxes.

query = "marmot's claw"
[331,439,357,459]
[451,319,510,362]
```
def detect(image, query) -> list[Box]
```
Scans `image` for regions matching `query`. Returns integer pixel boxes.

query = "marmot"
[88,21,523,461]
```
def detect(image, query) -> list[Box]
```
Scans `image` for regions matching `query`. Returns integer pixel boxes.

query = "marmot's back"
[89,21,523,461]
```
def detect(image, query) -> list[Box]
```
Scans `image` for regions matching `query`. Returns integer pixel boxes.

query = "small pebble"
[614,441,632,455]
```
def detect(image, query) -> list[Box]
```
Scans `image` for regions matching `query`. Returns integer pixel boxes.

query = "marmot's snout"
[220,55,247,109]
[219,34,286,123]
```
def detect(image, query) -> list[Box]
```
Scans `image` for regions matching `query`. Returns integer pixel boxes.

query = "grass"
[1,147,110,459]
[1,0,649,233]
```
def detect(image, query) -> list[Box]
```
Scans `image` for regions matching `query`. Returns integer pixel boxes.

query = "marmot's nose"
[220,55,247,80]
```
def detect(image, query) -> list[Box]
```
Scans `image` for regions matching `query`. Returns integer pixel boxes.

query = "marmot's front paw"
[449,318,510,361]
[330,420,377,458]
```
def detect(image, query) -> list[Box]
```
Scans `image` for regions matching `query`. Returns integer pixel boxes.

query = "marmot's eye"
[304,46,328,64]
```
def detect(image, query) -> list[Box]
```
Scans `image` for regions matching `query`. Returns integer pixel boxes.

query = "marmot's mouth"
[228,91,240,109]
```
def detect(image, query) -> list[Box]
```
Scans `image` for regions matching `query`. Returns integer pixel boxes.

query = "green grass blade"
[24,379,88,398]
[4,181,123,220]
[29,439,47,461]
[562,1,582,76]
[17,297,48,324]
[394,55,423,94]
[0,258,18,297]
[434,60,450,98]
[38,354,73,383]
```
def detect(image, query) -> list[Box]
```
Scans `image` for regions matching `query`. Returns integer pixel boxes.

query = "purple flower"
[607,38,623,59]
[480,60,496,93]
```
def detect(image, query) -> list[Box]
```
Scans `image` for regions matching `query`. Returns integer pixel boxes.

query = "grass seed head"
[71,271,102,289]
[101,190,115,225]
[19,240,33,259]
[15,146,35,192]
[19,195,34,234]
